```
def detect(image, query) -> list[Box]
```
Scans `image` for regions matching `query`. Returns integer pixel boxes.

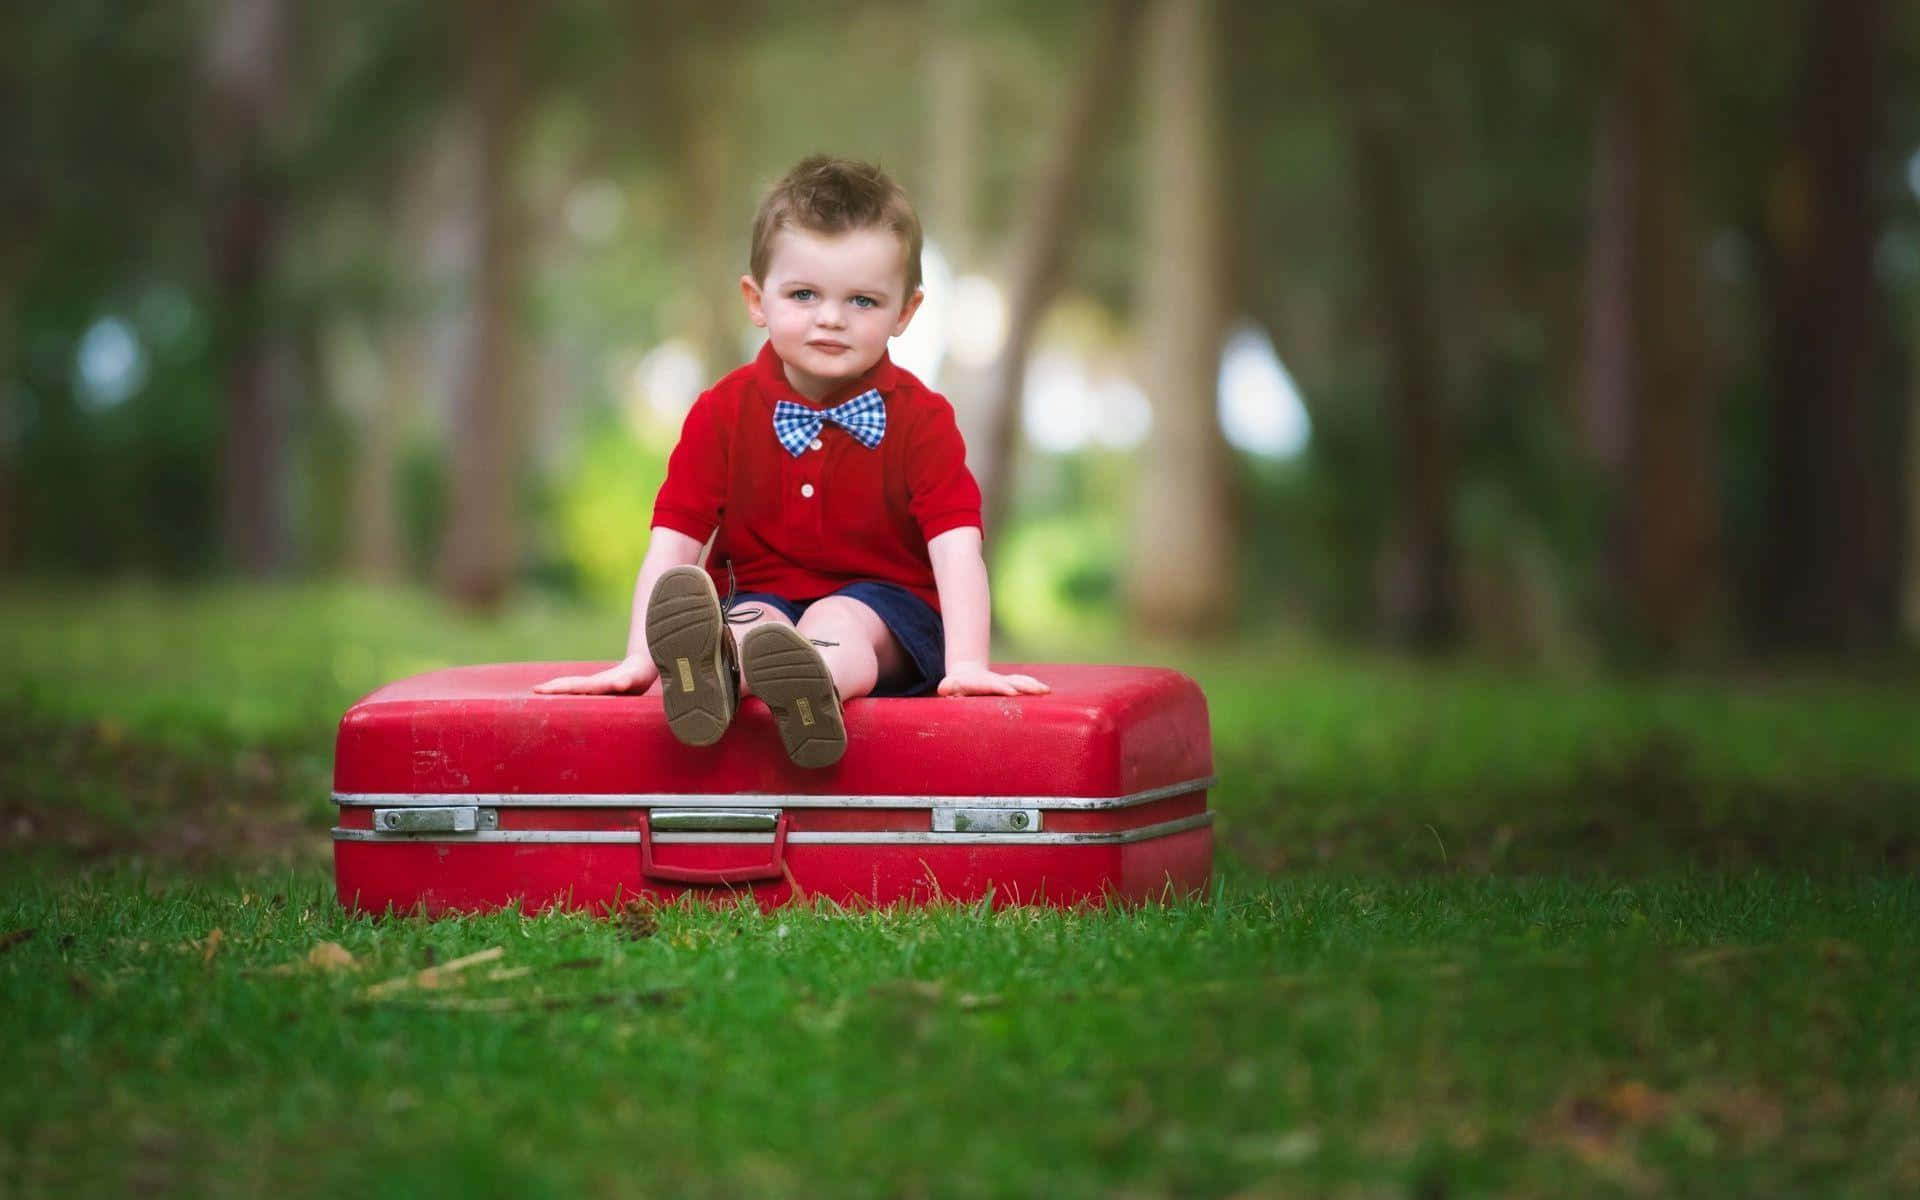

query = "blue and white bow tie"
[772,389,886,456]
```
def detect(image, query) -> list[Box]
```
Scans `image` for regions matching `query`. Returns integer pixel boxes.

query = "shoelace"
[720,560,837,648]
[719,560,764,626]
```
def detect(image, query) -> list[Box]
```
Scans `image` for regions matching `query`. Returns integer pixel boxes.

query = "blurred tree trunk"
[440,0,530,611]
[1125,0,1237,639]
[201,0,293,576]
[977,0,1144,541]
[347,162,437,582]
[1313,0,1463,652]
[678,76,744,380]
[0,249,21,573]
[1578,104,1632,477]
[370,319,426,578]
[617,2,747,381]
[1348,109,1461,652]
[339,318,396,579]
[1584,0,1721,657]
[0,23,25,575]
[1760,0,1892,650]
[924,0,982,271]
[1907,337,1920,642]
[923,0,992,471]
[343,311,415,582]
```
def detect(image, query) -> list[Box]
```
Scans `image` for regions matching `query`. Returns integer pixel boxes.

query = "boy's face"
[741,226,923,400]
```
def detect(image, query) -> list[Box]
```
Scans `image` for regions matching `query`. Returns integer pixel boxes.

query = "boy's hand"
[532,656,659,695]
[936,665,1051,698]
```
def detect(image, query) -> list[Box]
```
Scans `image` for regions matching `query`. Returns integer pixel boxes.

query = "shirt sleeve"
[905,394,985,542]
[649,390,730,541]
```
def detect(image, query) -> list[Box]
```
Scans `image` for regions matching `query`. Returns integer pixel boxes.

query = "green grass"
[6,875,1917,1196]
[3,580,1919,1195]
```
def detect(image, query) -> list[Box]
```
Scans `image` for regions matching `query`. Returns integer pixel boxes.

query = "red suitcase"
[331,662,1213,913]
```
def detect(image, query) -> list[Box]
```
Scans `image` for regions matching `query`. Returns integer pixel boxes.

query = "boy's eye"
[851,296,877,309]
[789,288,814,301]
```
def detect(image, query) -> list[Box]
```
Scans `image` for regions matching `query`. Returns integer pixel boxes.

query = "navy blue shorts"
[729,581,946,698]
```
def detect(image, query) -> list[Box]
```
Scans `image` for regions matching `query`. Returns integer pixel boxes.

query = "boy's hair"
[749,156,924,296]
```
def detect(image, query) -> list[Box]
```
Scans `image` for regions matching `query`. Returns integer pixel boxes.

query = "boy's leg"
[793,596,908,701]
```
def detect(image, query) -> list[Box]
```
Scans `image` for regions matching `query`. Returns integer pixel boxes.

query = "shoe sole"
[646,566,734,747]
[740,625,846,769]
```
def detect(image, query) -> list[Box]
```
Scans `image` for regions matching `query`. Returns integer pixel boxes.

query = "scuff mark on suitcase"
[409,748,470,787]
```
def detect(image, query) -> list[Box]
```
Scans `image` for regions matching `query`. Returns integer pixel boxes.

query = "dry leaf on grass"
[1815,938,1862,965]
[1677,944,1771,969]
[0,929,35,954]
[200,929,225,964]
[1553,1077,1674,1176]
[361,946,504,999]
[1606,1081,1669,1125]
[256,941,359,976]
[307,942,357,971]
[407,988,685,1014]
[616,901,658,941]
[866,980,1001,1009]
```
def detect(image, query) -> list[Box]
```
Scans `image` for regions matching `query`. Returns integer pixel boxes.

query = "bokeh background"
[7,8,1920,1192]
[6,0,1920,663]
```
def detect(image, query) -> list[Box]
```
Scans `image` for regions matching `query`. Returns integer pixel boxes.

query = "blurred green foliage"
[3,0,1920,657]
[555,423,673,610]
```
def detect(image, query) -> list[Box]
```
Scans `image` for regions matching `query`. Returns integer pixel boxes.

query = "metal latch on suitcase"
[933,808,1043,833]
[372,806,499,833]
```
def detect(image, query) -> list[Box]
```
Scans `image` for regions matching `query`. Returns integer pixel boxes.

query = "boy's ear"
[740,275,768,327]
[891,287,925,338]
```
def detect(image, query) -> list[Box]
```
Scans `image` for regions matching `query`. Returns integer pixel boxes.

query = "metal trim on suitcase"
[331,776,1218,811]
[332,812,1213,846]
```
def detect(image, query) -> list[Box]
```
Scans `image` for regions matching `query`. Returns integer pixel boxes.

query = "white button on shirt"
[810,439,824,452]
[800,483,815,498]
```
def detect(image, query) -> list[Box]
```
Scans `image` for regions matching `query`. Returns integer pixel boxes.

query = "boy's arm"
[927,526,1050,698]
[532,528,707,694]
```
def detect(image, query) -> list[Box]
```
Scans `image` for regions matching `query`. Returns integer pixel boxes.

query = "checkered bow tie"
[772,389,886,456]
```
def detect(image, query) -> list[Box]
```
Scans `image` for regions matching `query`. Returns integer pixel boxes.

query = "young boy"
[535,156,1048,767]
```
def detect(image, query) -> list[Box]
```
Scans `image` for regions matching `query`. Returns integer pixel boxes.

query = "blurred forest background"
[7,0,1920,666]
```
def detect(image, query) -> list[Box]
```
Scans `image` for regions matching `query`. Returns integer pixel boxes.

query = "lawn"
[3,582,1918,1196]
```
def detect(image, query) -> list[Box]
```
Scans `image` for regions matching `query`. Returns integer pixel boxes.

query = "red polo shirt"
[650,342,983,612]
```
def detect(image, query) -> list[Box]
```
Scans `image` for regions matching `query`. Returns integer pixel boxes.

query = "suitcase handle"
[639,811,790,886]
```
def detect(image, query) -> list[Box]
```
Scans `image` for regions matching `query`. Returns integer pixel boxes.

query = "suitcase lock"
[640,809,790,886]
[372,806,499,834]
[933,808,1043,833]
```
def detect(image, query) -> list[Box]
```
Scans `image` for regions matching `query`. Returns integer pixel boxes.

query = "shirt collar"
[751,340,898,410]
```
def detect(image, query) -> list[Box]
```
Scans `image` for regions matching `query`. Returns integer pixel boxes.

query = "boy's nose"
[816,302,846,328]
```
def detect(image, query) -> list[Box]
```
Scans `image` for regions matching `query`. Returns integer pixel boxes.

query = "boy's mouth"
[807,339,851,353]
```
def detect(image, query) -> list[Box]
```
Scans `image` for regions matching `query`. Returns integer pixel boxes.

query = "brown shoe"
[646,566,737,747]
[739,624,846,769]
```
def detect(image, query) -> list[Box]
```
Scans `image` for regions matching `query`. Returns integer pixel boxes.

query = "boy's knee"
[796,596,877,639]
[728,601,795,632]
